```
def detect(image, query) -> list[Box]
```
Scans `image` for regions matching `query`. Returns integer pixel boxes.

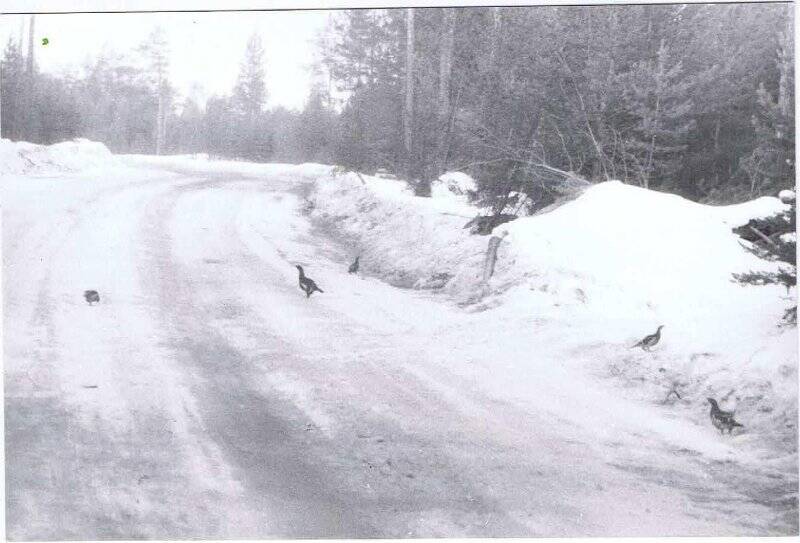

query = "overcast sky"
[0,10,332,110]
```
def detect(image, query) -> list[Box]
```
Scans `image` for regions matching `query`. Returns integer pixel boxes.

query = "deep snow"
[3,140,798,537]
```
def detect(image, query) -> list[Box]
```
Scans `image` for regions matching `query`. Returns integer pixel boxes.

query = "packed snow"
[3,141,797,537]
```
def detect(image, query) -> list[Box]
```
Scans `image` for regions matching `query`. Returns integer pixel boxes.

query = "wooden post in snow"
[482,231,507,282]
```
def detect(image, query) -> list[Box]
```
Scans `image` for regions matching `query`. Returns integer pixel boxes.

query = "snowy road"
[4,161,797,538]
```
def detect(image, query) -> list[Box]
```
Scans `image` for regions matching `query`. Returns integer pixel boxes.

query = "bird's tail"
[315,286,324,293]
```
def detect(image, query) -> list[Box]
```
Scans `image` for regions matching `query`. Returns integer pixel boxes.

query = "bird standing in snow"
[707,398,744,434]
[348,255,360,274]
[631,325,664,351]
[83,290,100,305]
[295,265,324,298]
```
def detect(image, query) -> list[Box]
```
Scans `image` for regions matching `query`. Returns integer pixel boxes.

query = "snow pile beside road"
[309,170,486,290]
[496,181,789,325]
[120,153,332,181]
[0,138,117,175]
[493,181,795,440]
[431,171,477,203]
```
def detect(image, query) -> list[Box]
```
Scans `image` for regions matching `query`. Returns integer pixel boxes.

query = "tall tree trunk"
[155,74,164,155]
[24,16,35,140]
[18,17,25,51]
[481,7,502,124]
[777,7,793,120]
[435,9,456,176]
[404,8,415,183]
[26,15,35,75]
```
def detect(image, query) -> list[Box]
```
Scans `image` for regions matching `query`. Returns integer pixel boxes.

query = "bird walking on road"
[707,398,744,434]
[631,325,664,351]
[83,290,100,305]
[348,255,360,274]
[295,265,324,298]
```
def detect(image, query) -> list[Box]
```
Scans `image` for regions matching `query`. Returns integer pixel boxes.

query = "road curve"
[4,165,795,539]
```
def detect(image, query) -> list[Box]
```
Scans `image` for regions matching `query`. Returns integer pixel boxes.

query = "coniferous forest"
[1,4,794,207]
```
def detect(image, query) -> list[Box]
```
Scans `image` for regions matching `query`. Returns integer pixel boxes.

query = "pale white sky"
[0,10,332,110]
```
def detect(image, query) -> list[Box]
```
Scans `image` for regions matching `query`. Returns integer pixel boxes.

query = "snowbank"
[309,170,484,290]
[120,153,332,181]
[431,171,477,202]
[308,174,796,453]
[0,138,117,175]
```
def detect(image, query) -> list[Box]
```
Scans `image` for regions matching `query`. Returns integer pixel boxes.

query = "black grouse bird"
[707,398,744,434]
[295,265,324,298]
[631,325,664,351]
[83,290,100,305]
[348,255,360,274]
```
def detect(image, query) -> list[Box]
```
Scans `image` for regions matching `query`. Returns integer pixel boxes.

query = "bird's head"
[707,398,718,407]
[295,265,302,270]
[658,325,665,330]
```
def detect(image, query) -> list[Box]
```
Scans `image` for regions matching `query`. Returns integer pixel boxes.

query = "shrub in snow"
[733,190,797,324]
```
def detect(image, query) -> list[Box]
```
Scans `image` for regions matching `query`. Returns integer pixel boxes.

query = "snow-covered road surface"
[4,159,797,538]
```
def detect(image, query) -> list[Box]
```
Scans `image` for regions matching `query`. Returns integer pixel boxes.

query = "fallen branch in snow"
[748,225,779,248]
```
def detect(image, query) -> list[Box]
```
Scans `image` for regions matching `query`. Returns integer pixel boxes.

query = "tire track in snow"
[6,176,263,539]
[133,174,754,537]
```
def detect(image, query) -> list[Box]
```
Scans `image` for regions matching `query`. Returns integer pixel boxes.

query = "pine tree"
[620,39,694,188]
[231,32,269,160]
[1,38,25,140]
[233,33,267,119]
[138,28,171,154]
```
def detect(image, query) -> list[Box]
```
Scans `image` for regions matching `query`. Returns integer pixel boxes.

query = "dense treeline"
[319,4,795,205]
[1,26,335,163]
[1,4,794,207]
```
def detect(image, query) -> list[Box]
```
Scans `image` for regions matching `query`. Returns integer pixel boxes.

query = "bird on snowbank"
[631,325,664,351]
[707,398,744,434]
[295,265,324,298]
[348,255,360,274]
[83,290,100,305]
